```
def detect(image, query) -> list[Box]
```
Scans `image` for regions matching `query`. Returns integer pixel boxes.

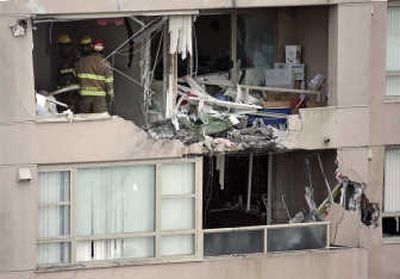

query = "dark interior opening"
[32,16,163,126]
[203,149,337,229]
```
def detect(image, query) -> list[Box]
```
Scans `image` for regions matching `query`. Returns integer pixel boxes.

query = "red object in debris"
[97,18,124,27]
[93,39,105,51]
[290,96,308,112]
[186,91,197,97]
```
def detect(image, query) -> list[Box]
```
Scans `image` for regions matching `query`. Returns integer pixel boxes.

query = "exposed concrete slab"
[0,0,386,15]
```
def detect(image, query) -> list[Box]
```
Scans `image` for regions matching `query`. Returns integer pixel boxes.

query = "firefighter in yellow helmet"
[76,35,114,113]
[56,33,79,112]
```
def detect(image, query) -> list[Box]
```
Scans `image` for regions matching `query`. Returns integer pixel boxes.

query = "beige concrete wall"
[335,3,373,106]
[0,16,36,122]
[0,166,37,272]
[286,106,370,149]
[0,249,368,279]
[0,117,200,165]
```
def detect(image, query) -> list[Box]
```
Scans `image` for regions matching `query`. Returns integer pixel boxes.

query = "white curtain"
[37,243,70,266]
[385,149,400,212]
[161,163,194,195]
[161,198,194,230]
[76,165,155,261]
[386,7,400,95]
[37,171,70,265]
[161,235,194,256]
[76,237,154,262]
[168,15,195,60]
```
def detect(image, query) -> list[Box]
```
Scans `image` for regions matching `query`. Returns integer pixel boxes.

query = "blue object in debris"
[248,107,291,126]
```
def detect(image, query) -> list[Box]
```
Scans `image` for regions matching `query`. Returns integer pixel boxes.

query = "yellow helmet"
[57,33,72,44]
[80,35,92,45]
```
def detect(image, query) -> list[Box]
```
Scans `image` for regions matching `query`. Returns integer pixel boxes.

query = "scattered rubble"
[290,157,380,229]
[146,76,288,153]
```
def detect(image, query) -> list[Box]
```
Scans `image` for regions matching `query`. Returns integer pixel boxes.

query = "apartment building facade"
[0,0,399,278]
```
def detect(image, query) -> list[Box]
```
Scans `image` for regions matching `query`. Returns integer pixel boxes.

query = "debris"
[308,73,326,91]
[320,174,380,228]
[36,93,70,116]
[317,153,334,202]
[303,157,323,221]
[10,20,27,37]
[282,194,292,220]
[169,15,196,60]
[216,154,225,190]
[147,76,287,153]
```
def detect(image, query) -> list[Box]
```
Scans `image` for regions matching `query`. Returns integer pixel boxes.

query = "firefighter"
[76,35,114,113]
[56,33,79,112]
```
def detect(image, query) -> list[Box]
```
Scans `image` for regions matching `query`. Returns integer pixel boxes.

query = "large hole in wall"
[32,16,164,126]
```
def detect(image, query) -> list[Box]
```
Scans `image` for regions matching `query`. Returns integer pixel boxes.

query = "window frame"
[37,157,203,268]
[382,146,400,242]
[385,3,400,98]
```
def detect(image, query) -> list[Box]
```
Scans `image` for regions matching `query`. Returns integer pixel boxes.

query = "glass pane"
[237,10,276,86]
[76,165,155,236]
[385,149,400,212]
[76,237,154,262]
[204,230,264,256]
[161,198,194,230]
[161,163,195,195]
[386,76,400,96]
[37,242,70,266]
[38,171,70,205]
[387,7,400,71]
[123,237,155,259]
[161,235,194,256]
[267,224,327,252]
[38,206,69,238]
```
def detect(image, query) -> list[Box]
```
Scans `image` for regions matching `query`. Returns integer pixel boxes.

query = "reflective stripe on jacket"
[76,53,114,97]
[60,68,76,76]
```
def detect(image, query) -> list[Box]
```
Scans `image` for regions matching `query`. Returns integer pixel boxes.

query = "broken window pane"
[267,224,327,252]
[237,10,276,86]
[383,217,400,238]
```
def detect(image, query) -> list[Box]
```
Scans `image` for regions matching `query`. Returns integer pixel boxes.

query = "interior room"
[191,6,330,111]
[203,149,338,229]
[32,16,165,125]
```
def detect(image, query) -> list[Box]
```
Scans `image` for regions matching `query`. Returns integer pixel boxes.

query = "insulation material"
[168,15,195,60]
[216,154,225,190]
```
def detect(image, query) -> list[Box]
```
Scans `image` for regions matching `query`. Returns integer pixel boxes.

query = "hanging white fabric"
[168,15,195,60]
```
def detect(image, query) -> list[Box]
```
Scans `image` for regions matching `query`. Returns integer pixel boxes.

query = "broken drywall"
[323,173,380,247]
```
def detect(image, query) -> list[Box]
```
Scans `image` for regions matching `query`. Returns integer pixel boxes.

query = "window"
[37,171,71,266]
[386,6,400,96]
[383,148,400,238]
[37,159,201,267]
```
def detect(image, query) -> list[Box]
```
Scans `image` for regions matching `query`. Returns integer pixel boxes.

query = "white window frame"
[37,157,203,268]
[37,156,331,270]
[383,146,400,242]
[386,2,400,99]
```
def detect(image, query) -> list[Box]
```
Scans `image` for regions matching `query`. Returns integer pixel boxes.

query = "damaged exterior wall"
[0,1,398,279]
[0,0,386,15]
